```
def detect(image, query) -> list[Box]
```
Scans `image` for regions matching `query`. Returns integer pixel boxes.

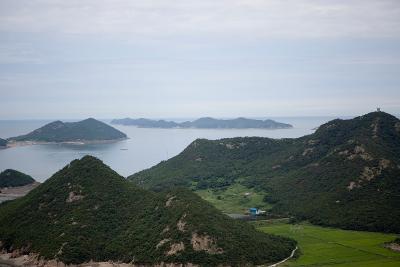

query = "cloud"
[0,0,400,38]
[0,1,399,119]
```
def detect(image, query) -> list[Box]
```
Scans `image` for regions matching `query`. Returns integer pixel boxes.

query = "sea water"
[0,117,340,182]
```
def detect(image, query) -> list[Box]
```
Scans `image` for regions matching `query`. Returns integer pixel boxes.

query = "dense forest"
[7,118,127,143]
[0,156,295,266]
[129,111,400,233]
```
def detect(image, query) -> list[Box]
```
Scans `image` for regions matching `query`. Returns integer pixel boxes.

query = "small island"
[7,118,127,146]
[111,117,293,129]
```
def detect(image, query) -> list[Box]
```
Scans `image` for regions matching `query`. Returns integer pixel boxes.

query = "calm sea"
[0,117,342,182]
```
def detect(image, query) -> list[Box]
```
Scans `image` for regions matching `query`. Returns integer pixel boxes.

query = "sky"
[0,0,400,119]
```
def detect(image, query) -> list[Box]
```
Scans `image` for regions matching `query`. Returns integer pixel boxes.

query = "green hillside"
[7,118,127,143]
[129,111,400,233]
[0,169,35,187]
[0,156,295,266]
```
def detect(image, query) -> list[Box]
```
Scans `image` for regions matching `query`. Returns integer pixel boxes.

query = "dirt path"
[267,246,298,267]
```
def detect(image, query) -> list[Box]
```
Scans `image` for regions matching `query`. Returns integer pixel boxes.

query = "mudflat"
[0,182,40,203]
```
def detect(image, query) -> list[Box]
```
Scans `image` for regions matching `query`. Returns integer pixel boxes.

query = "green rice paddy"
[256,221,400,267]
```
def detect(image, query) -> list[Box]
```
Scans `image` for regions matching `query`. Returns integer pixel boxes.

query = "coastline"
[0,253,201,267]
[0,259,17,267]
[0,182,40,203]
[0,249,297,267]
[5,138,128,149]
[112,124,293,130]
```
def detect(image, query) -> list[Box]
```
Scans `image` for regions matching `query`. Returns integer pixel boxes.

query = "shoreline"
[112,125,294,130]
[5,138,128,149]
[0,253,202,267]
[0,260,17,267]
[0,182,40,203]
[0,247,298,267]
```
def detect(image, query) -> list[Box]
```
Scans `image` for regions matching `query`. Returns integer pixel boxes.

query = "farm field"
[195,183,270,214]
[256,221,400,267]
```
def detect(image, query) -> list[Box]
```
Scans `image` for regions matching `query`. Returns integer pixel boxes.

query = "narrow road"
[268,246,298,267]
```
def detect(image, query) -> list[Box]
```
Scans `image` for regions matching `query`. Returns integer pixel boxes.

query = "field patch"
[256,222,400,266]
[196,183,270,214]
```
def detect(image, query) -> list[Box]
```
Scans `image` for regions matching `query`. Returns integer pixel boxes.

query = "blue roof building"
[249,208,259,215]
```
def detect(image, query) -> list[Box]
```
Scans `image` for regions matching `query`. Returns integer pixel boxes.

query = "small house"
[249,208,266,216]
[249,208,259,215]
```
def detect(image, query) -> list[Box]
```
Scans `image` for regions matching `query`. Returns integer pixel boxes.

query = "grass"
[255,221,400,267]
[195,183,270,214]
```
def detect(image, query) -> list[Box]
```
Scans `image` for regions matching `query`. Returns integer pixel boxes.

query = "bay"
[0,117,339,182]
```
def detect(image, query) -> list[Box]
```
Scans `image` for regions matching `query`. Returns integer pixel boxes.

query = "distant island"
[7,118,127,145]
[111,117,293,129]
[0,138,6,148]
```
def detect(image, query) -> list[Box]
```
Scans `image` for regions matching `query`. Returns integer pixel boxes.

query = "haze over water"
[0,117,335,182]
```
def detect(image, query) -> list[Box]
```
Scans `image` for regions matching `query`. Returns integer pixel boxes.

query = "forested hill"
[0,156,295,266]
[7,118,127,143]
[129,111,400,233]
[111,117,293,129]
[0,169,35,187]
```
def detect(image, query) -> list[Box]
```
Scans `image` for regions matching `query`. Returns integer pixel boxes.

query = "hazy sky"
[1,0,400,119]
